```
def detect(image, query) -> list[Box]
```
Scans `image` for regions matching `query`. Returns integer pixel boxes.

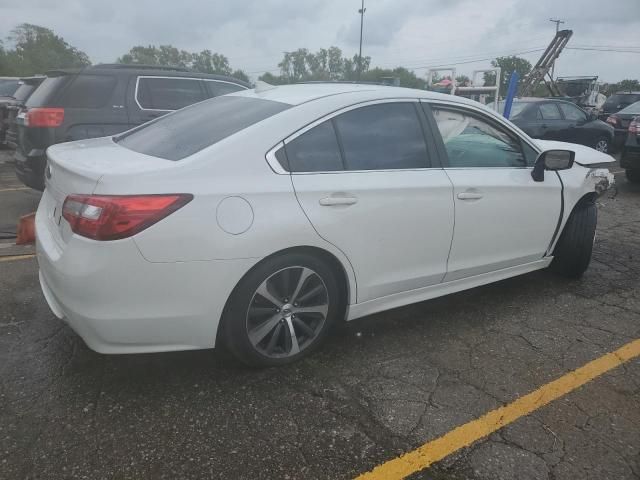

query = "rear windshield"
[116,95,291,161]
[12,82,39,103]
[0,80,19,97]
[618,101,640,115]
[603,94,640,110]
[26,76,71,107]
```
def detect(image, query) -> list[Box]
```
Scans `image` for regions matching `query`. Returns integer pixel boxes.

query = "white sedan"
[36,83,614,366]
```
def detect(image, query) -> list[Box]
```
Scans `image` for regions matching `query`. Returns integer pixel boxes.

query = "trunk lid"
[42,136,176,246]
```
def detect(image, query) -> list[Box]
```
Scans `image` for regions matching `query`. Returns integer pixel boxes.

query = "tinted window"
[432,107,527,168]
[0,80,19,97]
[558,103,587,121]
[618,101,640,115]
[12,83,38,103]
[117,96,290,161]
[26,76,71,107]
[58,75,117,108]
[603,94,640,110]
[137,77,206,110]
[539,103,561,120]
[334,103,429,170]
[507,102,530,119]
[205,80,245,97]
[285,121,343,172]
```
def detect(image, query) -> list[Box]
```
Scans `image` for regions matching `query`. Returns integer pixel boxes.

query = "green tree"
[1,23,90,76]
[484,56,532,96]
[361,67,425,89]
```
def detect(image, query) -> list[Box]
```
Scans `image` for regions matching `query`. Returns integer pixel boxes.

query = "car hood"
[534,140,615,166]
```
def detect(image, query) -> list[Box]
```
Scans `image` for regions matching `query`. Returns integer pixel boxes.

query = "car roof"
[231,82,483,107]
[44,64,251,86]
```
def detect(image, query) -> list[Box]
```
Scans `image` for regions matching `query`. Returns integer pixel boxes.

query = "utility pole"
[357,0,366,82]
[549,18,565,80]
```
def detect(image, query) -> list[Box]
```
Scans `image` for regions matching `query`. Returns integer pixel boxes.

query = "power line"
[566,47,640,53]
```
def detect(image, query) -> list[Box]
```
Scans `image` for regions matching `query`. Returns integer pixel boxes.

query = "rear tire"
[626,169,640,184]
[222,252,342,367]
[551,201,597,279]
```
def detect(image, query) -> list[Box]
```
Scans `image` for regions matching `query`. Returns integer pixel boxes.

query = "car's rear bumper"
[35,192,258,354]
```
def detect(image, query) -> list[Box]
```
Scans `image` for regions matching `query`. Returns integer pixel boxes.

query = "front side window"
[558,103,587,122]
[333,103,429,170]
[432,106,527,168]
[538,103,562,120]
[285,121,343,172]
[137,77,206,110]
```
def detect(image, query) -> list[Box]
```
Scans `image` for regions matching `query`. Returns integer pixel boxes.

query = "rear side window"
[12,83,37,103]
[205,80,245,97]
[334,103,429,170]
[137,77,206,110]
[117,95,290,161]
[58,75,117,108]
[286,121,343,172]
[26,76,71,107]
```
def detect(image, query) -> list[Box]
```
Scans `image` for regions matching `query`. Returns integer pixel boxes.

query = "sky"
[1,0,639,83]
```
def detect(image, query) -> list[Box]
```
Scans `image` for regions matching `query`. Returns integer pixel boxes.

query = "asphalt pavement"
[0,149,638,480]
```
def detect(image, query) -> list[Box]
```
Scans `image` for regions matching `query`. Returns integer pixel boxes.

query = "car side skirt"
[346,258,552,321]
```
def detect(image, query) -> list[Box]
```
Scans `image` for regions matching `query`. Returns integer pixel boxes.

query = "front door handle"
[319,195,358,206]
[457,192,483,200]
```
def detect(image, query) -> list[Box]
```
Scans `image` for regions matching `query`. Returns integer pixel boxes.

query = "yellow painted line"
[0,254,36,262]
[0,187,30,192]
[356,338,640,480]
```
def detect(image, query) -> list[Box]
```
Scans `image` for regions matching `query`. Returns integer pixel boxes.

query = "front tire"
[551,201,597,279]
[222,252,342,367]
[626,169,640,184]
[593,136,610,154]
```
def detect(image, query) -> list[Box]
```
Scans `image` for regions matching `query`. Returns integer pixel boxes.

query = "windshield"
[618,101,640,115]
[0,80,20,97]
[603,94,640,110]
[116,95,291,161]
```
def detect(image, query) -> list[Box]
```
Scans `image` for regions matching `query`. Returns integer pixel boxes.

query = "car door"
[426,103,562,281]
[287,100,455,303]
[557,102,590,146]
[533,102,567,140]
[128,76,208,125]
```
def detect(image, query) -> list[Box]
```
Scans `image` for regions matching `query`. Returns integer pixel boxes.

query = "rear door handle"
[319,195,358,206]
[457,192,483,200]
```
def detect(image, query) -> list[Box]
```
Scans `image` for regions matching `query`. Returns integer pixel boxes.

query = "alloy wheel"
[595,139,609,153]
[246,266,329,358]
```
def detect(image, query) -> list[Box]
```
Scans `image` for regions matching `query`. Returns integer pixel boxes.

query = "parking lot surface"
[1,149,638,480]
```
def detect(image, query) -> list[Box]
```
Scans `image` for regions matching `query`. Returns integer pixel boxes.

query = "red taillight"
[629,118,640,135]
[26,108,64,128]
[606,115,619,127]
[62,194,193,241]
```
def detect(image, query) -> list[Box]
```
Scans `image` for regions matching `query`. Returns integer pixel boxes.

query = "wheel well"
[215,246,352,347]
[575,192,597,209]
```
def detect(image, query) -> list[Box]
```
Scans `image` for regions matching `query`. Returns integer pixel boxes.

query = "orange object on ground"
[16,212,36,245]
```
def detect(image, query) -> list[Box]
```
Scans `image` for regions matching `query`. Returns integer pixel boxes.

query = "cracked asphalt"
[0,150,638,480]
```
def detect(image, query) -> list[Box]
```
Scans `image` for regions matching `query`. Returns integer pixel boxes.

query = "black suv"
[2,76,45,148]
[14,64,250,190]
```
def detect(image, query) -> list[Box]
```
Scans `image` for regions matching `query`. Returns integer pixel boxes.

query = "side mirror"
[531,150,575,182]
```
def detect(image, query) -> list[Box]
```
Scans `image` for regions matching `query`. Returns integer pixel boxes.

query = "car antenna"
[254,80,277,93]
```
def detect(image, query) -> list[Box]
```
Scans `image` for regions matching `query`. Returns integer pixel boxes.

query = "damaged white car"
[35,84,615,366]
